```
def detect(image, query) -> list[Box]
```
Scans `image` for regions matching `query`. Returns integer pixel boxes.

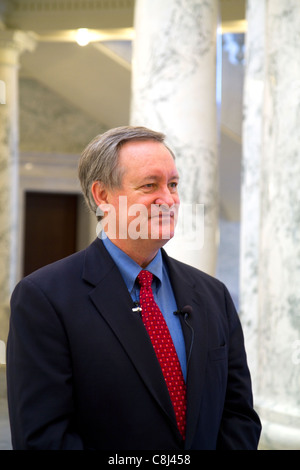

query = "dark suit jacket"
[7,238,261,450]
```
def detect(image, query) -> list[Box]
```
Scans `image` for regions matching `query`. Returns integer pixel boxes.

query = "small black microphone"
[173,305,192,319]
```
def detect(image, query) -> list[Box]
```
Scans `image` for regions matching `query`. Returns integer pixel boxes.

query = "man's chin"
[147,218,174,239]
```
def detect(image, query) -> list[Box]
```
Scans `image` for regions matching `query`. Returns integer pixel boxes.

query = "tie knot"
[137,270,153,288]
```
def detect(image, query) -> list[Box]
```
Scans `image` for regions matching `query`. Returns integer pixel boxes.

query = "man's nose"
[154,187,177,208]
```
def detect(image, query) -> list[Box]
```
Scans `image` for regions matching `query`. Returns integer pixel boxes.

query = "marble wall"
[18,77,103,278]
[0,36,21,360]
[19,78,106,154]
[240,0,300,449]
[0,76,103,363]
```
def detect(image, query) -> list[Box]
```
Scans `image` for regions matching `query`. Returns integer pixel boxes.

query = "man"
[7,126,261,450]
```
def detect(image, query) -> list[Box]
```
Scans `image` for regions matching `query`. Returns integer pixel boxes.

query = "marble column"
[239,0,265,398]
[131,0,219,275]
[240,0,300,449]
[0,31,35,364]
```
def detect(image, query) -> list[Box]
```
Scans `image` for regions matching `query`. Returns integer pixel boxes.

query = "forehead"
[118,139,176,171]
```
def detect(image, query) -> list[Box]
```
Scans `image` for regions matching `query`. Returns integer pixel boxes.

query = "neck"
[106,237,166,268]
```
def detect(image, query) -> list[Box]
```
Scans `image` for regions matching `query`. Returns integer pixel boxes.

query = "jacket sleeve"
[216,285,262,449]
[6,277,84,450]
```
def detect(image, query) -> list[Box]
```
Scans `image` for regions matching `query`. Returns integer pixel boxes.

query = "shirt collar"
[101,234,163,294]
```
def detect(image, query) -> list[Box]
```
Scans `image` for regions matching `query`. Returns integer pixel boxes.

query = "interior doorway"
[23,191,80,277]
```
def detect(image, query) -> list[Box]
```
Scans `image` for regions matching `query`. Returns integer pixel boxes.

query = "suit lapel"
[162,251,209,448]
[82,240,178,432]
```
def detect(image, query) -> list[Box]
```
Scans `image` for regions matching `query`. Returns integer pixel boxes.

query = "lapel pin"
[132,302,142,313]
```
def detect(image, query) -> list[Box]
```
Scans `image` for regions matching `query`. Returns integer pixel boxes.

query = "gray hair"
[78,125,175,217]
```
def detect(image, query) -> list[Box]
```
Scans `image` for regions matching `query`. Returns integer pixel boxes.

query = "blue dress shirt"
[102,235,187,380]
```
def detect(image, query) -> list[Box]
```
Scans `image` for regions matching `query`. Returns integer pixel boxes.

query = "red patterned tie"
[137,270,186,439]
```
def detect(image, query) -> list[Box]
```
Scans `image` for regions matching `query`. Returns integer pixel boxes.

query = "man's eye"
[169,182,178,191]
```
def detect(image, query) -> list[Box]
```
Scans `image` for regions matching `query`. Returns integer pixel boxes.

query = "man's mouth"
[150,205,177,219]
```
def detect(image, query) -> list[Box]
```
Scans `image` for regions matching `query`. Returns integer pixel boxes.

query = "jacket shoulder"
[23,247,86,285]
[162,250,234,308]
[163,250,223,287]
[14,239,103,293]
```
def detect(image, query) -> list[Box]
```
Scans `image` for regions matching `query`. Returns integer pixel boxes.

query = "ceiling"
[1,0,246,129]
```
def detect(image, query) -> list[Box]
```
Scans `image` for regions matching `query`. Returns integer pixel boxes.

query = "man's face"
[102,139,180,244]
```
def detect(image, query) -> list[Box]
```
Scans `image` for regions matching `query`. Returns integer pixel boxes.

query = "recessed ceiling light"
[76,28,90,46]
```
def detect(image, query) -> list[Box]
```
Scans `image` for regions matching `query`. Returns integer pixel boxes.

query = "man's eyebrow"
[139,174,180,182]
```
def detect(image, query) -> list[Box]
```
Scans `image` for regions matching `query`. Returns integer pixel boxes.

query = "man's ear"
[91,181,109,206]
